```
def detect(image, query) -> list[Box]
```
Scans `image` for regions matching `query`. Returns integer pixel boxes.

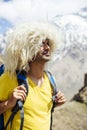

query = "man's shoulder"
[0,71,17,87]
[0,71,15,80]
[0,72,17,100]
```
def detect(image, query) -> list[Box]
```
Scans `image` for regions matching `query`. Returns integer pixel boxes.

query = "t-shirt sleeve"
[0,72,18,101]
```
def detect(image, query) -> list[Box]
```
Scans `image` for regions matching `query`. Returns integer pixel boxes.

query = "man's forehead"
[43,38,49,43]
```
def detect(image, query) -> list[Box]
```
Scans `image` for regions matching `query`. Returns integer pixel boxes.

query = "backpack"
[0,65,58,130]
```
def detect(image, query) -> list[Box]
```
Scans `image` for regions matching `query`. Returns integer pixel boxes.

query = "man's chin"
[43,57,51,62]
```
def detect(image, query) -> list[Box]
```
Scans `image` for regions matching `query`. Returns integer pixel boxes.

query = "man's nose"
[44,43,50,50]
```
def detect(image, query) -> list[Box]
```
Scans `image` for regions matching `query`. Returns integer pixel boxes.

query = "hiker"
[0,22,66,130]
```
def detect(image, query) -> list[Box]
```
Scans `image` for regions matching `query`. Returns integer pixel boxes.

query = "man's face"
[35,39,51,62]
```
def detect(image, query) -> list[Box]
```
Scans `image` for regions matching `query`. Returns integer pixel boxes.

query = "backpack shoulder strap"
[45,71,58,130]
[0,64,5,130]
[16,70,29,95]
[4,70,29,130]
[45,71,58,97]
[0,64,5,76]
[0,65,28,130]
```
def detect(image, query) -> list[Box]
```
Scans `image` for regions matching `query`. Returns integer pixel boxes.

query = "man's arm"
[0,85,27,114]
[0,100,12,114]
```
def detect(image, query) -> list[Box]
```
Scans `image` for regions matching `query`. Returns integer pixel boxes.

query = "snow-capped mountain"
[52,7,87,59]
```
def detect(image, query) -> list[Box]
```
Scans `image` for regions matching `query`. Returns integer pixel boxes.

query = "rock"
[72,86,87,104]
[71,73,87,104]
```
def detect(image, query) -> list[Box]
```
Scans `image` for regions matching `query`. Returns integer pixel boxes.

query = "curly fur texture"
[4,22,63,74]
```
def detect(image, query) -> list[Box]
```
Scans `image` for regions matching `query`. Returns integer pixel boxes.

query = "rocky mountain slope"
[53,101,87,130]
[52,77,87,130]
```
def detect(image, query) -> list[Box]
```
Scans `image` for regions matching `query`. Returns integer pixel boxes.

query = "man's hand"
[54,91,66,106]
[0,85,27,114]
[7,85,27,108]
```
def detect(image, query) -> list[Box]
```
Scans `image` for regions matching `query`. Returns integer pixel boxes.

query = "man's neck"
[28,61,45,79]
[27,61,45,87]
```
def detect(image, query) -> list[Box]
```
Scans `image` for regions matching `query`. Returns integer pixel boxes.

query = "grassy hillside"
[52,101,87,130]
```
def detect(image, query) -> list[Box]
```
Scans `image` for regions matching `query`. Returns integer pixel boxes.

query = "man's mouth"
[43,51,50,56]
[43,53,50,57]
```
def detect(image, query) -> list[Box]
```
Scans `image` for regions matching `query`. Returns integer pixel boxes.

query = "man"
[0,22,66,130]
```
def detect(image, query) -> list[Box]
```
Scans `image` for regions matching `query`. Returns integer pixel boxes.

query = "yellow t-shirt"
[0,72,53,130]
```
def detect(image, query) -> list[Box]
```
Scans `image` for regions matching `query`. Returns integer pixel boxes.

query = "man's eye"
[42,42,45,45]
[42,41,49,45]
[47,42,49,46]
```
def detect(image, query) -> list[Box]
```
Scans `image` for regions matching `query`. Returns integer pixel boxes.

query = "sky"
[0,0,87,25]
[0,0,87,56]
